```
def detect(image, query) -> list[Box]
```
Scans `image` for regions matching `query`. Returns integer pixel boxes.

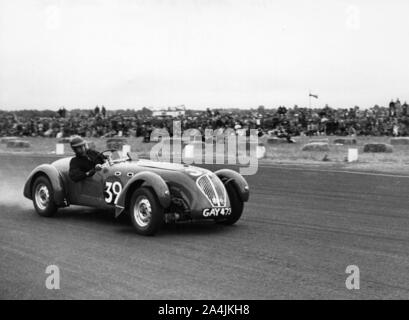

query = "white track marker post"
[183,144,195,163]
[256,144,266,159]
[56,143,64,155]
[122,144,131,154]
[348,148,358,162]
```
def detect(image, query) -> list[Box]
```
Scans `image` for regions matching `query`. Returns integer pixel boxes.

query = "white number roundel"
[105,181,122,204]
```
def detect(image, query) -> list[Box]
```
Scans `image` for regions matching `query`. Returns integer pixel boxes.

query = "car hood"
[137,159,193,171]
[126,159,211,177]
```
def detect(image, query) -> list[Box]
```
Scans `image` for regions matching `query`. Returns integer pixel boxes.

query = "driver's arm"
[69,158,90,182]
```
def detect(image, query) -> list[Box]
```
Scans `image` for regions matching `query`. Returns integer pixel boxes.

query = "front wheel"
[129,187,164,235]
[219,184,243,225]
[32,176,58,217]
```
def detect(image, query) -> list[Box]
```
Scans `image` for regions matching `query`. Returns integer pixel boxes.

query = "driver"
[68,136,107,182]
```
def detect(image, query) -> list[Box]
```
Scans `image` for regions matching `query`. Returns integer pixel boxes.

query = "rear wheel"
[32,176,58,217]
[220,184,243,225]
[129,187,164,235]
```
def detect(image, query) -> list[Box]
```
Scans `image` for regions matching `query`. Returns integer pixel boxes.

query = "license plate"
[203,207,232,217]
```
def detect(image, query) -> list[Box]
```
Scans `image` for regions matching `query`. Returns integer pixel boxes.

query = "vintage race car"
[23,150,249,235]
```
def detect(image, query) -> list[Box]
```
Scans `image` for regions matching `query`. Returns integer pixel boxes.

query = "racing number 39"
[105,181,122,204]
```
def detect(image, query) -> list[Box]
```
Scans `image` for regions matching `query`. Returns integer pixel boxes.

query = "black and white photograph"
[1,0,409,305]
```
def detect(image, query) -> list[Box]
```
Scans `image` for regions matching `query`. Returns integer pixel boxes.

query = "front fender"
[115,171,171,217]
[214,169,250,202]
[23,164,67,206]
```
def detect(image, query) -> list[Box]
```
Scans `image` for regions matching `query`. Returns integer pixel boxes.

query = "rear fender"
[214,169,250,202]
[23,164,67,206]
[115,171,171,218]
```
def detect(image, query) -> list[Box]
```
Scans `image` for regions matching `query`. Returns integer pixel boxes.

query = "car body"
[23,151,250,235]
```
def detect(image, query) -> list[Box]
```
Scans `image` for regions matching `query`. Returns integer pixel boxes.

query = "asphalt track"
[1,153,409,299]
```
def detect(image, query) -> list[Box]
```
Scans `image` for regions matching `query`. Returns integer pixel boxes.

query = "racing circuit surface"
[1,153,409,299]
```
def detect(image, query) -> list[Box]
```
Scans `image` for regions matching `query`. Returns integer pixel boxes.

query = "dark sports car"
[23,150,250,235]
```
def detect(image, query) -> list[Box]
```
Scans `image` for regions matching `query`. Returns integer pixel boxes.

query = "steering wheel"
[100,149,117,166]
[101,149,117,156]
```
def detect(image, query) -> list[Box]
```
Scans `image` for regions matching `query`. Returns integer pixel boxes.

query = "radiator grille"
[196,174,227,207]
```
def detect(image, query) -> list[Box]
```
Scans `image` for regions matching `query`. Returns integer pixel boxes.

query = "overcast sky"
[0,0,408,110]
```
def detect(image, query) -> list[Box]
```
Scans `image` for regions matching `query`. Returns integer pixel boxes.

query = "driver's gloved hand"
[86,169,96,177]
[95,164,103,171]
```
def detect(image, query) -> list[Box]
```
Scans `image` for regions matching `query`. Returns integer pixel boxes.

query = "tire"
[129,187,164,235]
[220,184,244,225]
[32,176,58,217]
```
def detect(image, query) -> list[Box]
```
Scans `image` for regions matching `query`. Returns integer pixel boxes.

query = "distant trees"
[57,107,66,118]
[138,107,153,117]
[10,109,58,118]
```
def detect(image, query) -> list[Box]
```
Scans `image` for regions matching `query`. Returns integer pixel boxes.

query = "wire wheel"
[133,197,152,228]
[32,176,57,217]
[129,187,164,236]
[35,184,50,211]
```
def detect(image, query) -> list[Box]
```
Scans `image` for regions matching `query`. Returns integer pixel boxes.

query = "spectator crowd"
[1,99,409,139]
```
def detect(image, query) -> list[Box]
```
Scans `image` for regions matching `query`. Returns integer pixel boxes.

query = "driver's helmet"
[70,136,86,150]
